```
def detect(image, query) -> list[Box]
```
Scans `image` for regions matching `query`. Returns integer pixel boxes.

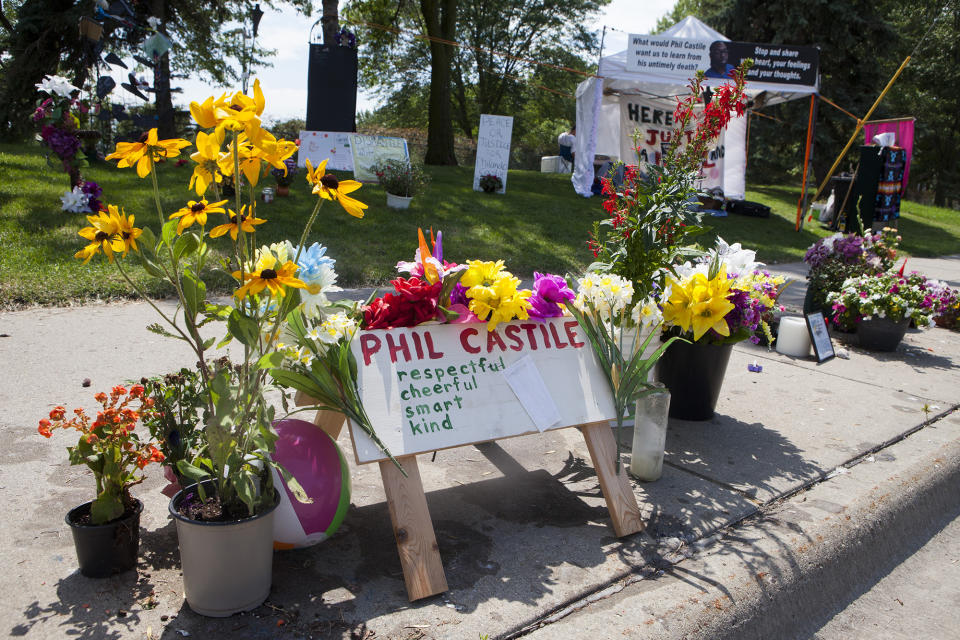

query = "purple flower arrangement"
[527,272,575,320]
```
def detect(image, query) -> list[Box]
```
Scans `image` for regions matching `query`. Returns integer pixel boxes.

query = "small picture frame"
[805,311,835,362]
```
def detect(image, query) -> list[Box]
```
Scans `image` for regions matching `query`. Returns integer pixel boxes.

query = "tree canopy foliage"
[346,0,609,164]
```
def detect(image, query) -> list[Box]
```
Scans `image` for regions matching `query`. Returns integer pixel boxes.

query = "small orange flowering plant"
[70,79,368,520]
[39,385,164,525]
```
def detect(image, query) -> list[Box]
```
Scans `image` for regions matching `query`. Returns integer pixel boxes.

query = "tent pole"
[744,111,752,174]
[795,93,818,231]
[809,55,911,208]
[597,25,606,70]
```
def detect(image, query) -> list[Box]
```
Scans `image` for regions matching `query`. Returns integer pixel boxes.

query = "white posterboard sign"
[298,131,354,171]
[349,134,410,182]
[348,317,616,464]
[472,114,513,193]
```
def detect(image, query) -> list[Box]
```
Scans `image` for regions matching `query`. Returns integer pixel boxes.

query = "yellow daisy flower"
[105,128,191,178]
[74,210,120,263]
[111,206,143,256]
[189,131,226,196]
[209,205,266,241]
[232,258,306,299]
[305,158,368,218]
[170,199,228,234]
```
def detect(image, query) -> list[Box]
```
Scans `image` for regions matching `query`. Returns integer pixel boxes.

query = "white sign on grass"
[472,114,513,193]
[348,318,616,464]
[350,134,410,183]
[298,131,354,171]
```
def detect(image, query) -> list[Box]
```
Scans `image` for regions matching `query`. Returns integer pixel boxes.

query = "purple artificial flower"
[40,125,80,159]
[527,272,575,320]
[450,282,469,307]
[82,181,102,212]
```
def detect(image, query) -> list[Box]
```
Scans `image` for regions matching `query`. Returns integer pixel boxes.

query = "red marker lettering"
[564,320,585,348]
[486,329,507,353]
[549,322,568,348]
[424,332,444,359]
[460,327,481,354]
[360,334,381,366]
[520,323,539,349]
[385,333,410,364]
[504,324,524,351]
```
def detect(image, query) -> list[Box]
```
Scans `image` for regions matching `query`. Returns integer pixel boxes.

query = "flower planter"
[386,193,413,209]
[66,499,142,578]
[170,482,280,617]
[857,317,909,351]
[655,340,733,421]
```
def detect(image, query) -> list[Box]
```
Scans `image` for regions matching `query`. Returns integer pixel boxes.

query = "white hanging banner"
[473,114,513,193]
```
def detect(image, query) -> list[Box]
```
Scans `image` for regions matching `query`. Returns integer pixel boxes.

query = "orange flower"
[38,419,52,438]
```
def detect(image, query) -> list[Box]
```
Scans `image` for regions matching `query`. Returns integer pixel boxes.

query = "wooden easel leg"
[581,423,645,537]
[379,455,448,601]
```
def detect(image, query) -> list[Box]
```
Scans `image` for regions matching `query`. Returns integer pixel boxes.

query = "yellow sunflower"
[105,128,191,178]
[304,158,368,218]
[209,205,266,241]
[232,257,306,299]
[170,199,228,234]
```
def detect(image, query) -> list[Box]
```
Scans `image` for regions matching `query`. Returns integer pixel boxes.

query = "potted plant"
[827,271,935,351]
[654,239,785,420]
[374,158,430,208]
[38,385,164,577]
[73,78,368,616]
[272,157,298,196]
[479,173,503,193]
[802,228,899,322]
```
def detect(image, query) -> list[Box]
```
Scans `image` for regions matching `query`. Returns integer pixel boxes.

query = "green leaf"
[181,270,206,320]
[258,351,286,369]
[274,460,313,504]
[161,220,179,249]
[176,459,212,483]
[174,232,201,263]
[136,251,166,278]
[227,309,260,346]
[90,494,123,525]
[146,322,183,341]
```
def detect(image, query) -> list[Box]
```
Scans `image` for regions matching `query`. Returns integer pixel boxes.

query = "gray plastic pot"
[169,481,279,617]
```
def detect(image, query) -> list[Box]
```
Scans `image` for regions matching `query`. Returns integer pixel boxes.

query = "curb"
[516,408,960,640]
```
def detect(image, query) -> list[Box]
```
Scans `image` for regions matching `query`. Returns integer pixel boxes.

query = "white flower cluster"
[60,187,91,213]
[677,237,761,278]
[279,312,358,366]
[575,273,634,319]
[631,297,663,328]
[35,75,79,98]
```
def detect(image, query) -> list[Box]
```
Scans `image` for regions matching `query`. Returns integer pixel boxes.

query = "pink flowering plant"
[803,228,899,316]
[827,272,936,328]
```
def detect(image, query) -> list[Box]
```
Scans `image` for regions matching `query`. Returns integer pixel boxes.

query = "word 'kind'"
[359,320,586,366]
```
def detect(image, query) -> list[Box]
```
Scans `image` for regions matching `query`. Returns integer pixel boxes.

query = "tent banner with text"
[626,35,819,86]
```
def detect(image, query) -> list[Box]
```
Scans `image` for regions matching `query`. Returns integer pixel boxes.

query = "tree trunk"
[421,0,458,165]
[321,0,340,45]
[154,53,176,138]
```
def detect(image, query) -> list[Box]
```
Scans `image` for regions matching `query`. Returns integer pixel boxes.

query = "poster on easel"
[473,114,513,193]
[350,134,410,182]
[298,131,355,171]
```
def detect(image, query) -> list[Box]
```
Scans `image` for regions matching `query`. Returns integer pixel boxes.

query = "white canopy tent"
[572,16,819,198]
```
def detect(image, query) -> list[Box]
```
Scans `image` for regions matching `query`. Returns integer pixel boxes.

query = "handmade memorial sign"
[348,317,616,463]
[298,131,354,171]
[472,114,513,193]
[350,134,409,182]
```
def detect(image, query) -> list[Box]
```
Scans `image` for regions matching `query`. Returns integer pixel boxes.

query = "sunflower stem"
[293,197,324,265]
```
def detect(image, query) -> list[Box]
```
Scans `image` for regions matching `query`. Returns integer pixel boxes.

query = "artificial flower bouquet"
[71,78,369,520]
[827,271,936,329]
[272,157,299,187]
[32,74,90,187]
[659,239,786,345]
[479,173,503,193]
[38,385,164,524]
[588,60,752,303]
[803,228,900,316]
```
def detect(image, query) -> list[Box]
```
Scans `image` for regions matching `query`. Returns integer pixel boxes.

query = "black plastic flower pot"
[655,340,734,421]
[857,317,909,351]
[65,499,143,578]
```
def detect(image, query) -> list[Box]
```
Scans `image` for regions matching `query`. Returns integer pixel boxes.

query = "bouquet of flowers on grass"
[38,385,164,524]
[660,239,786,345]
[828,272,937,329]
[73,78,370,519]
[803,228,900,317]
[32,75,88,186]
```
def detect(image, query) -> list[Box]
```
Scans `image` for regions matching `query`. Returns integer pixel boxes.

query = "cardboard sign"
[298,131,354,171]
[472,114,513,193]
[348,318,616,463]
[350,134,409,182]
[625,35,819,87]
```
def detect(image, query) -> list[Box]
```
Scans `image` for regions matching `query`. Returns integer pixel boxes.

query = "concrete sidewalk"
[1,260,958,639]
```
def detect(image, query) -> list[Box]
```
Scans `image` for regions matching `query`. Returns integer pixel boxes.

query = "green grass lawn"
[1,140,957,308]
